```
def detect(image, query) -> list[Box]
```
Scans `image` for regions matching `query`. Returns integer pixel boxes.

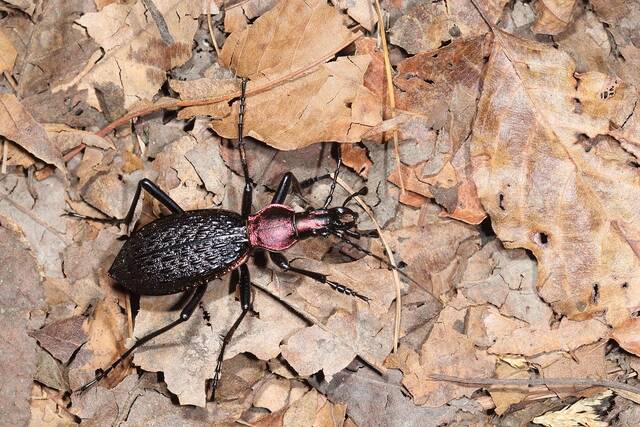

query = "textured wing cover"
[109,210,250,295]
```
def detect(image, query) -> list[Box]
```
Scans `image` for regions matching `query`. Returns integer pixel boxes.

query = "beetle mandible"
[72,78,378,399]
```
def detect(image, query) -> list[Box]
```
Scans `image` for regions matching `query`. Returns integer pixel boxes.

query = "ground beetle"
[71,79,390,399]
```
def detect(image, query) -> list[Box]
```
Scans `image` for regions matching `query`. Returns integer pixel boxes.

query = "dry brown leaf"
[384,222,480,297]
[344,0,377,32]
[470,30,640,326]
[151,134,217,210]
[0,94,66,174]
[531,0,578,35]
[224,0,278,34]
[535,341,608,395]
[0,225,45,426]
[590,0,640,88]
[281,324,356,381]
[3,0,35,15]
[16,0,99,98]
[45,124,115,152]
[389,0,489,55]
[555,11,610,74]
[340,143,373,177]
[458,240,551,326]
[386,302,496,407]
[388,36,490,223]
[489,362,530,415]
[488,314,608,356]
[67,295,129,391]
[253,377,291,413]
[0,175,69,278]
[219,0,358,80]
[325,366,467,426]
[74,0,200,111]
[0,28,17,73]
[612,317,640,357]
[209,55,381,150]
[29,315,87,364]
[270,256,398,362]
[81,171,147,219]
[254,389,345,427]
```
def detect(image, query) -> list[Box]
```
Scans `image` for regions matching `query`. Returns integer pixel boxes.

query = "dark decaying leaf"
[0,224,45,426]
[29,315,87,364]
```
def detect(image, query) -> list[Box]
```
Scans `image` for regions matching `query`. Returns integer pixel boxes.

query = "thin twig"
[251,279,387,375]
[3,71,18,92]
[335,176,402,353]
[207,0,221,57]
[429,374,640,396]
[1,138,7,174]
[372,0,405,195]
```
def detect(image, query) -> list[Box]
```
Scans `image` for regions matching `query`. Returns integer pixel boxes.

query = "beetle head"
[295,207,358,238]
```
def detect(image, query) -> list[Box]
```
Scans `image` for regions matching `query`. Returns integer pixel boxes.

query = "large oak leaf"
[470,30,640,325]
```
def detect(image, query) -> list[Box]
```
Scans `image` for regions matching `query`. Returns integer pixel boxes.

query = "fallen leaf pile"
[1,0,640,425]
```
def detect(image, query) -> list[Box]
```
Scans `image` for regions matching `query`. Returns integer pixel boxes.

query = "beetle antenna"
[342,186,368,207]
[331,230,433,298]
[322,158,342,208]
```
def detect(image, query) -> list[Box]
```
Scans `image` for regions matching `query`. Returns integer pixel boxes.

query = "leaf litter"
[1,0,640,425]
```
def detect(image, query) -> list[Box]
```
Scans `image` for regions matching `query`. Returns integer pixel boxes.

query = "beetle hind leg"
[65,178,183,228]
[75,283,207,394]
[209,264,252,401]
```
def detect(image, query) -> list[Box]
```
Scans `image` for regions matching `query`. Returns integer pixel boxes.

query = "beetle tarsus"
[63,210,126,225]
[270,252,370,302]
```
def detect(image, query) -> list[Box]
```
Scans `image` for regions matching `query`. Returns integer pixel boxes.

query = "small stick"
[335,176,402,353]
[3,71,18,92]
[429,373,640,396]
[1,138,7,174]
[372,0,405,195]
[207,0,221,57]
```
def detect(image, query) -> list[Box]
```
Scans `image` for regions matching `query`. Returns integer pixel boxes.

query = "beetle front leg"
[236,78,254,218]
[269,252,369,301]
[209,264,252,400]
[77,282,207,394]
[65,178,183,227]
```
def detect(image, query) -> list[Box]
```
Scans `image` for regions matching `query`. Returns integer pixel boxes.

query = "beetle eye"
[330,207,357,229]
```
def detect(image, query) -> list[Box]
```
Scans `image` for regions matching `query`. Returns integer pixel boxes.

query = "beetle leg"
[210,264,251,400]
[271,171,342,206]
[64,178,183,227]
[269,252,369,301]
[271,172,308,205]
[77,283,207,394]
[236,78,254,218]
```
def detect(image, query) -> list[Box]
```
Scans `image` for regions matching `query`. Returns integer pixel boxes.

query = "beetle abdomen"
[109,210,250,295]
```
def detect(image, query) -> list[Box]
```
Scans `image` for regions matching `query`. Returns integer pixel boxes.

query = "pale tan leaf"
[220,0,359,80]
[470,30,640,326]
[531,0,578,35]
[488,316,609,356]
[281,324,356,381]
[208,56,381,150]
[386,302,496,407]
[0,29,17,73]
[75,0,200,111]
[0,94,65,173]
[612,317,640,357]
[389,0,490,55]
